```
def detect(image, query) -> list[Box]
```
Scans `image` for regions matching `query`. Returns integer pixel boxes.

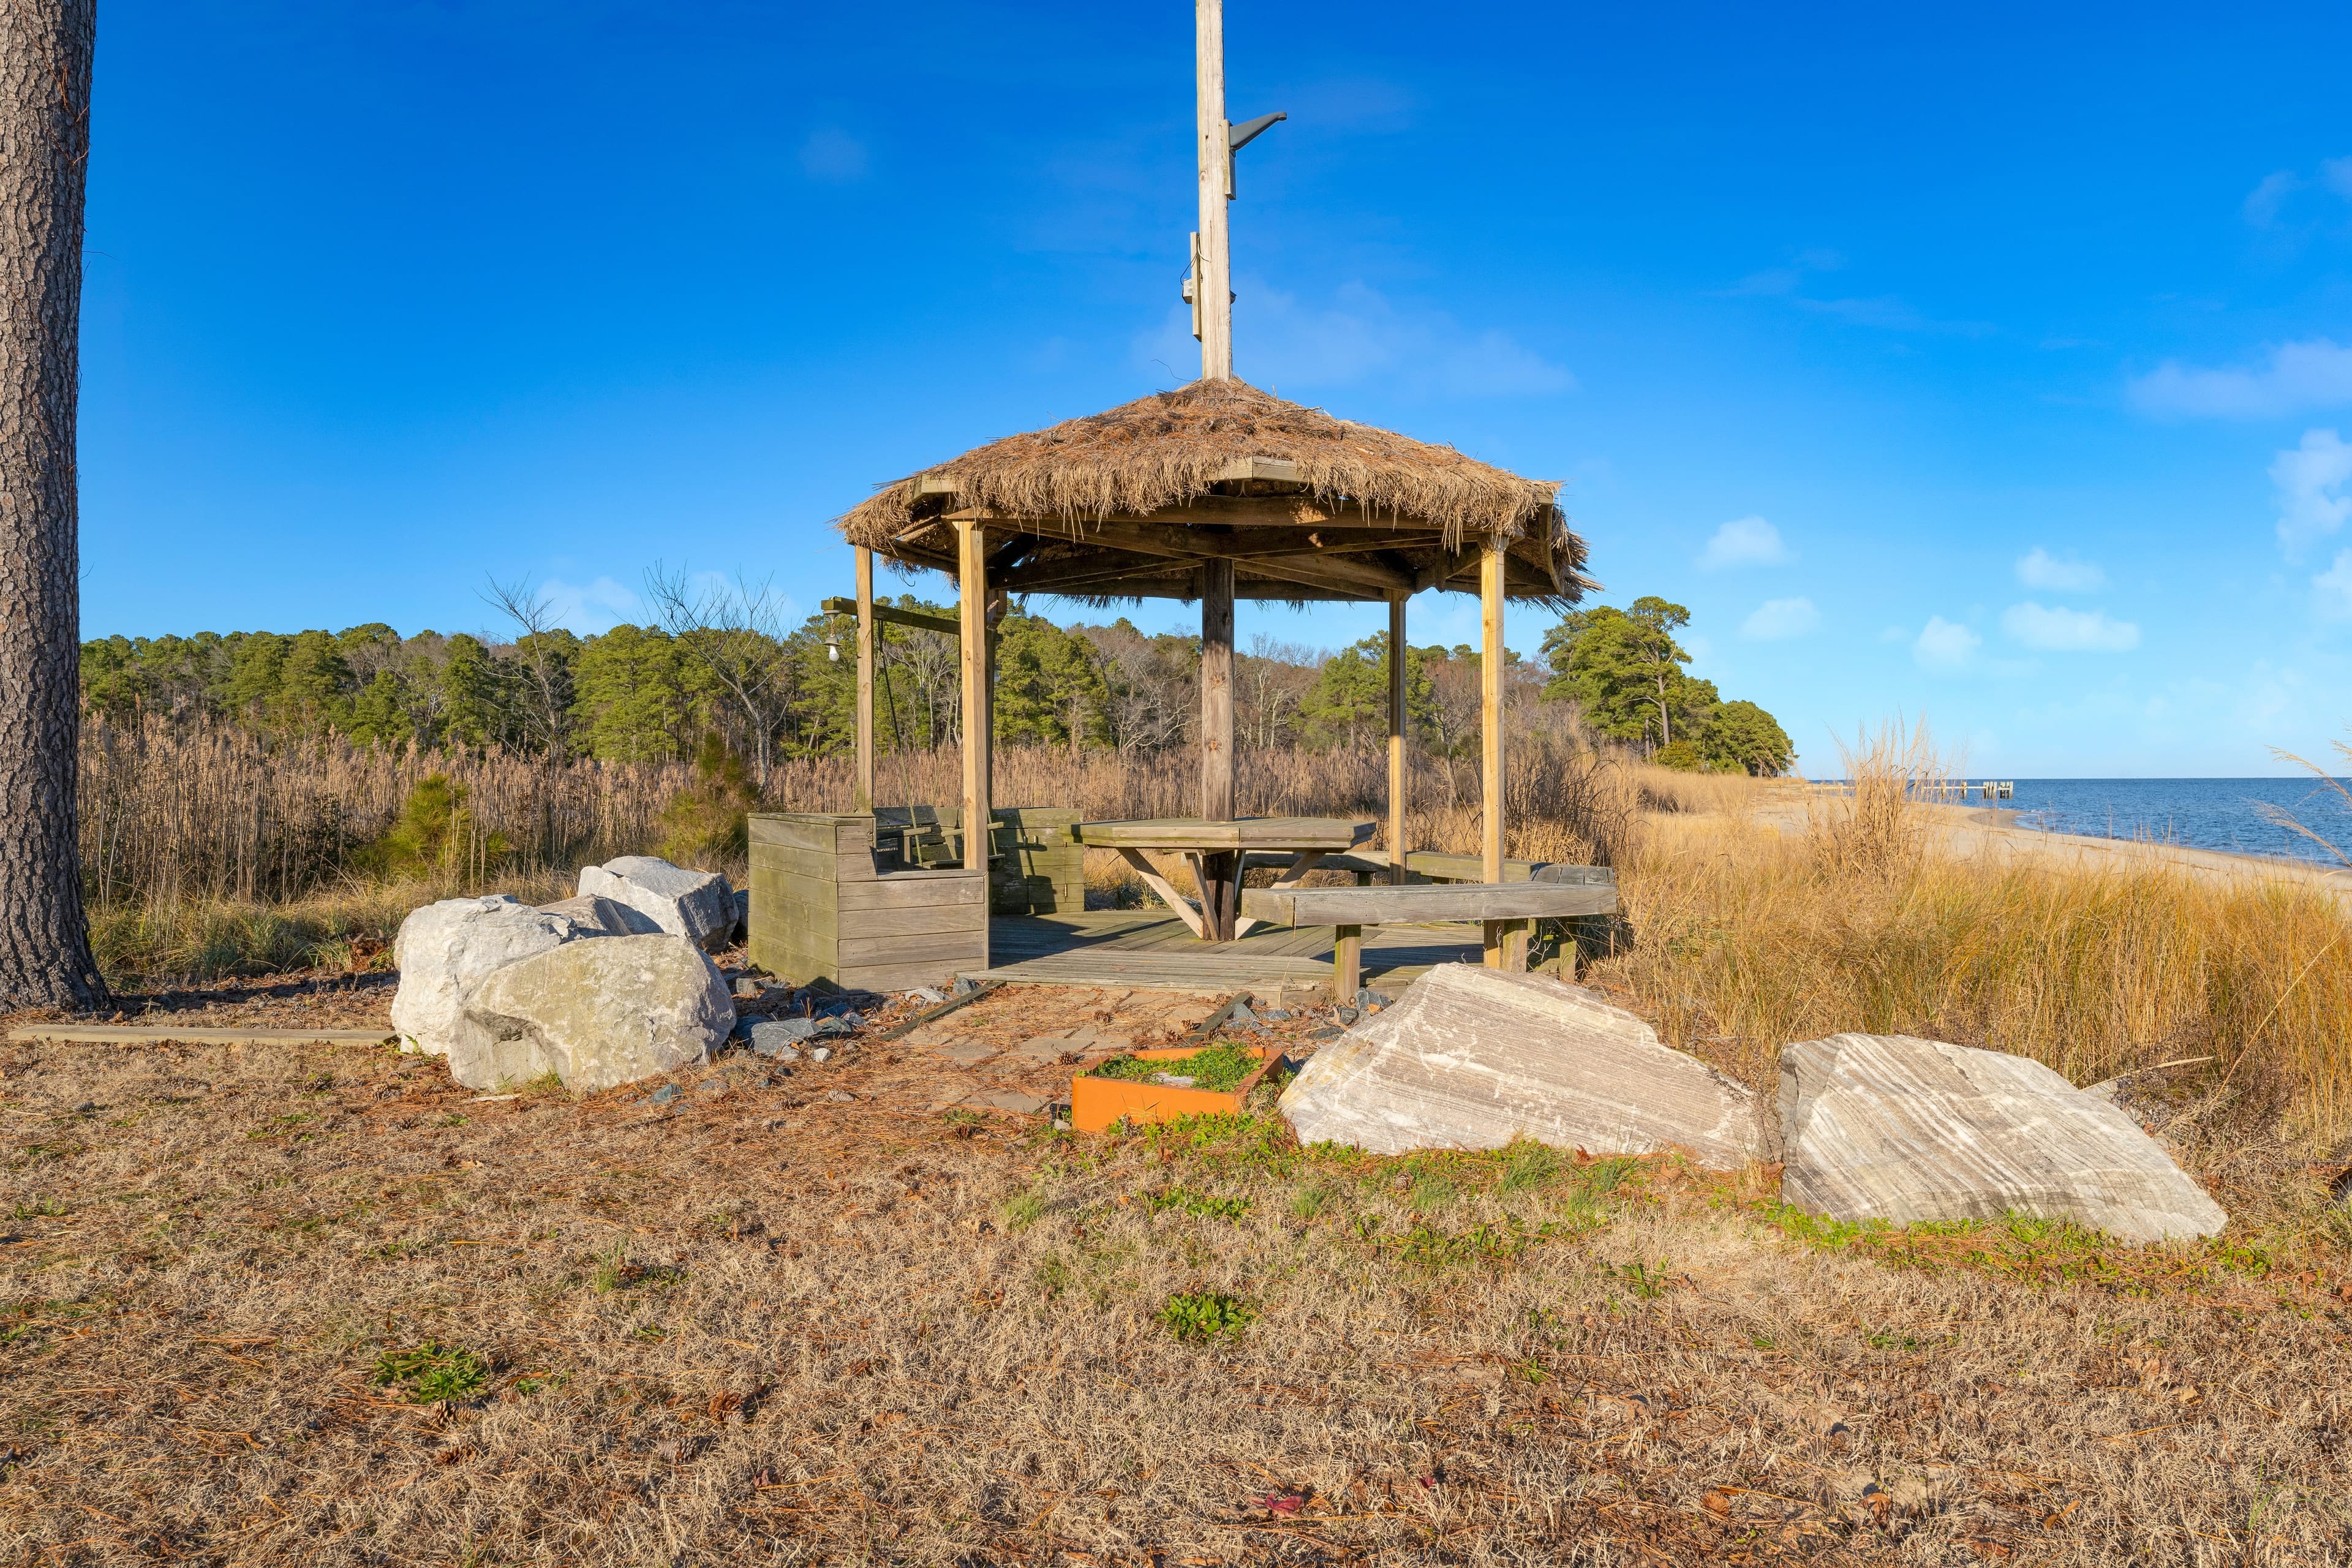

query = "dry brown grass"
[1,1010,2346,1566]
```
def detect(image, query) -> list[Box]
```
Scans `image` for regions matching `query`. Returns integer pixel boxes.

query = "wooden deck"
[967,910,1486,995]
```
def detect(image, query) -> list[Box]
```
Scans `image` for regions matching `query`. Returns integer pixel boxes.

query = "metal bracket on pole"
[1224,110,1286,198]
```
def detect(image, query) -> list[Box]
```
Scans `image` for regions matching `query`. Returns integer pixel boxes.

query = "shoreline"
[1751,797,2352,896]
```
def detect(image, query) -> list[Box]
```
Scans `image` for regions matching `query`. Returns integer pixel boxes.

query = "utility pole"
[1186,0,1283,383]
[1194,0,1232,380]
[1191,2,1285,856]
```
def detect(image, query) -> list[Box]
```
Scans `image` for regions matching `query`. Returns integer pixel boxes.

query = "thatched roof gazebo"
[831,377,1593,960]
[815,0,1594,974]
[839,379,1590,608]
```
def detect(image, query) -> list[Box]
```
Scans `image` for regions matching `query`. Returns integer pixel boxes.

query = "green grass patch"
[1087,1039,1263,1093]
[1389,1215,1563,1272]
[371,1341,490,1403]
[1159,1290,1257,1343]
[1759,1202,2278,1296]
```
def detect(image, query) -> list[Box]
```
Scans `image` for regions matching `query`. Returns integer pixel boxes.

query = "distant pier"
[1803,778,2015,801]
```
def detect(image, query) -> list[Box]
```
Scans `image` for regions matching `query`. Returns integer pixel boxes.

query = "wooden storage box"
[748,812,987,993]
[1069,1045,1284,1133]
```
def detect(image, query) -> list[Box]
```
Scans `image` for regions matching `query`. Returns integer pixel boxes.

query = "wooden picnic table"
[1077,815,1376,942]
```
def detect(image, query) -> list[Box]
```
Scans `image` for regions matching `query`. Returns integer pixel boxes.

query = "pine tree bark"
[0,0,102,1008]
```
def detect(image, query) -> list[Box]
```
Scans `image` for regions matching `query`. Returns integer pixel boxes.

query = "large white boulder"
[461,934,731,1093]
[577,856,737,951]
[389,895,605,1058]
[1279,963,1763,1167]
[1779,1033,2228,1243]
[536,893,662,936]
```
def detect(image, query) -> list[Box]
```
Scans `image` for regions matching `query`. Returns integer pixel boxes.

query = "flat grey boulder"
[1278,963,1763,1167]
[577,856,737,952]
[736,1017,813,1057]
[536,893,662,937]
[463,934,731,1093]
[1779,1033,2228,1243]
[390,895,603,1058]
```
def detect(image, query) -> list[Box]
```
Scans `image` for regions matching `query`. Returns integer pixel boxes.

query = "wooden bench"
[1238,877,1618,997]
[1301,851,1611,888]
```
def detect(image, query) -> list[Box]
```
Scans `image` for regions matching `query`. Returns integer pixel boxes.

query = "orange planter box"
[1068,1045,1283,1133]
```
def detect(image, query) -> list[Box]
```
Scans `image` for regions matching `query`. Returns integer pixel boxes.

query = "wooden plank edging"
[11,1025,398,1046]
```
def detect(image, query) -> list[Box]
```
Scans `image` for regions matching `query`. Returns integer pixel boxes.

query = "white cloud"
[1436,330,1576,398]
[799,129,869,182]
[2274,428,2352,555]
[2000,601,2140,652]
[538,576,642,636]
[2315,549,2352,619]
[1141,279,1574,399]
[1698,515,1790,570]
[1913,616,1980,672]
[2244,170,2301,227]
[1740,597,1819,640]
[2127,339,2352,419]
[2015,547,2106,592]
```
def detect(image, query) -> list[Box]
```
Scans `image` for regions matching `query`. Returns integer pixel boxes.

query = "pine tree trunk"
[0,1,103,1008]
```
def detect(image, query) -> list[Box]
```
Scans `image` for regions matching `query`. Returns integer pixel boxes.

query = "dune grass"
[1573,734,2352,1149]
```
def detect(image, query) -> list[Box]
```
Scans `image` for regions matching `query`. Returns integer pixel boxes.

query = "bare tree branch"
[644,564,797,790]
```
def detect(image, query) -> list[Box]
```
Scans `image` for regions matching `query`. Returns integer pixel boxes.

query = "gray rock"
[577,856,737,952]
[1280,963,1763,1167]
[739,1017,815,1056]
[535,894,662,937]
[809,1046,834,1063]
[907,986,948,1005]
[1779,1033,2227,1243]
[462,934,732,1094]
[731,888,751,946]
[390,895,604,1058]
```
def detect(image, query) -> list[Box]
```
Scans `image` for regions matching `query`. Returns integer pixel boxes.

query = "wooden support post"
[1199,556,1236,938]
[1480,540,1506,967]
[1333,924,1362,1003]
[854,546,875,810]
[954,520,992,968]
[1195,0,1232,380]
[1202,557,1235,821]
[1387,592,1408,886]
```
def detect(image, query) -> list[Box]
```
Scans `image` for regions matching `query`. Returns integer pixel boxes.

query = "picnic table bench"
[1306,850,1607,886]
[1239,873,1617,997]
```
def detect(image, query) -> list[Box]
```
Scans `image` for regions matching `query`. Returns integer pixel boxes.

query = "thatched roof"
[834,379,1594,607]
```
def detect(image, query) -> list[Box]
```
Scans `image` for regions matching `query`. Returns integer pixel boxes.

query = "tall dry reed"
[1600,727,2352,1145]
[79,715,688,907]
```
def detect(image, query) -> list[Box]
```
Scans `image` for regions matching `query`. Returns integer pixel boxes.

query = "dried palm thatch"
[835,379,1594,606]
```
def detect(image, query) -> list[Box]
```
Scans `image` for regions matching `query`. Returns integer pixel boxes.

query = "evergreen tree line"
[79,592,1793,778]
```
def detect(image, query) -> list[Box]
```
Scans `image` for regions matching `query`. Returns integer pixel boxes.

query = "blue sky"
[77,2,2352,777]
